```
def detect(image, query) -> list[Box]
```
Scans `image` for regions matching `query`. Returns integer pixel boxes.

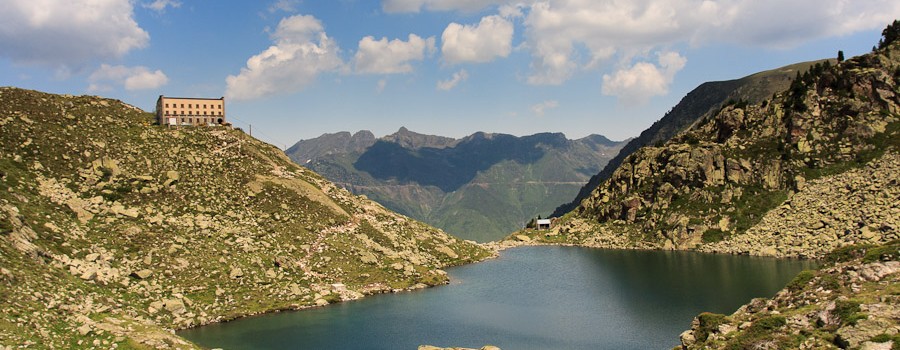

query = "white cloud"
[225,14,344,101]
[531,100,558,116]
[382,0,507,13]
[441,15,514,65]
[267,0,300,13]
[520,0,900,85]
[436,69,469,91]
[0,0,149,69]
[88,64,168,92]
[354,34,436,74]
[142,0,181,13]
[601,51,686,105]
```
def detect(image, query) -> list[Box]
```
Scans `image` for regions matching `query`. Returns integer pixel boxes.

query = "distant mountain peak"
[382,127,458,149]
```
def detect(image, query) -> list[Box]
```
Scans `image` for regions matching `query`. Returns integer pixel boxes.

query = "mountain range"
[287,128,625,242]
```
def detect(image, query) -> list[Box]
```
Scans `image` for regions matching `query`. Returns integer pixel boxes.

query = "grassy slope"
[0,88,491,348]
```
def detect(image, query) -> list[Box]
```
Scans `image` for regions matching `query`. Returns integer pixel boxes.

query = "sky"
[1,1,898,148]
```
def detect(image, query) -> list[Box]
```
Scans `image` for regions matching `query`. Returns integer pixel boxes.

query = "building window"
[203,104,207,109]
[180,104,184,108]
[165,103,169,108]
[188,111,192,115]
[181,118,185,123]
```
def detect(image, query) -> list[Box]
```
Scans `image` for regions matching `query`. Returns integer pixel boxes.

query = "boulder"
[435,245,459,259]
[163,298,186,315]
[130,269,153,279]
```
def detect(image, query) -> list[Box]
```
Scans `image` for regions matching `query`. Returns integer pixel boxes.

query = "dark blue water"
[179,246,815,349]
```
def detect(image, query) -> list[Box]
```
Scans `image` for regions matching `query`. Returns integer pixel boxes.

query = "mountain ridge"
[286,128,626,241]
[551,59,834,218]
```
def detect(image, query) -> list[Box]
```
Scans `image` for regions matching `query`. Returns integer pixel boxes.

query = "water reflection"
[180,246,815,350]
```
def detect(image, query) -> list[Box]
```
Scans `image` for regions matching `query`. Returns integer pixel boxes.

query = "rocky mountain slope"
[680,241,899,349]
[0,88,490,348]
[551,59,833,218]
[286,128,625,242]
[513,32,900,260]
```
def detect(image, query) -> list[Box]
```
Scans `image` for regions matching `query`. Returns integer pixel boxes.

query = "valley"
[287,128,625,242]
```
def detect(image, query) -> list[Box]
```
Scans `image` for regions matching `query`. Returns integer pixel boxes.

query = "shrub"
[702,229,727,243]
[725,315,788,350]
[825,244,874,264]
[786,270,816,291]
[863,240,900,263]
[830,299,867,329]
[695,312,728,342]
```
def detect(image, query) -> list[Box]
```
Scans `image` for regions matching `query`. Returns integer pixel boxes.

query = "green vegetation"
[0,87,491,347]
[695,313,728,342]
[878,19,900,49]
[724,315,788,350]
[786,270,816,292]
[290,129,625,242]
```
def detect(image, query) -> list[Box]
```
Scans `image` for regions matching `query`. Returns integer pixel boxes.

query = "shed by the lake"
[536,219,552,230]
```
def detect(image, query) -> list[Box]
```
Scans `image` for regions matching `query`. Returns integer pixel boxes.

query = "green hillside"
[0,88,490,348]
[287,129,625,242]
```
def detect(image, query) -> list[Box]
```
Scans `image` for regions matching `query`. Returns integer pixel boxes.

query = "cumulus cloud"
[601,51,686,105]
[382,0,507,13]
[88,64,168,92]
[142,0,181,13]
[354,34,436,74]
[225,14,344,101]
[436,69,469,91]
[0,0,149,69]
[441,15,514,64]
[531,100,558,116]
[520,0,900,85]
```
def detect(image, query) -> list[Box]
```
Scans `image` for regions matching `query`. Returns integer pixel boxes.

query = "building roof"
[158,95,224,101]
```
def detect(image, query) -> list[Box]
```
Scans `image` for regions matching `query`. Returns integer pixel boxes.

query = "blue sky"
[1,1,897,148]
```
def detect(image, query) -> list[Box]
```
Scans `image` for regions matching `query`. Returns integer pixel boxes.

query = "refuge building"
[156,96,226,126]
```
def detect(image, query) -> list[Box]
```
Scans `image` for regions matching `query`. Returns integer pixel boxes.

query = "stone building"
[156,96,226,126]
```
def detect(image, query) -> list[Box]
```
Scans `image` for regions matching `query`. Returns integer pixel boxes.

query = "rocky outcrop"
[680,242,900,349]
[552,59,829,218]
[700,152,900,258]
[0,88,492,348]
[561,39,900,255]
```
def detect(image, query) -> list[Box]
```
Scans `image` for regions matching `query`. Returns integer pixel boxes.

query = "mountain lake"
[179,246,816,349]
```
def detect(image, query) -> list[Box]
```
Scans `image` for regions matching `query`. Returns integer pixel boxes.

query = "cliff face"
[551,60,828,218]
[558,41,900,257]
[0,88,490,348]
